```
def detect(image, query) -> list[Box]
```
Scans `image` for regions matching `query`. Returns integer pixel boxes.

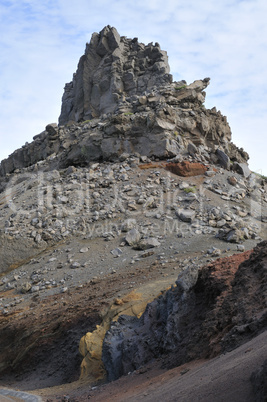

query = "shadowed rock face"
[102,241,267,382]
[59,25,172,125]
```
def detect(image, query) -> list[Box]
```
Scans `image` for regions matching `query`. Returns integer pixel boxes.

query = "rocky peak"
[0,27,250,177]
[59,25,172,125]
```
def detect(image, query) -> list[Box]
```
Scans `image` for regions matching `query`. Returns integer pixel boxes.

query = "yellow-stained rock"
[79,290,153,382]
[79,276,175,383]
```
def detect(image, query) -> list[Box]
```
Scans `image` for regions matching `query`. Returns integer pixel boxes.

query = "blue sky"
[0,0,266,174]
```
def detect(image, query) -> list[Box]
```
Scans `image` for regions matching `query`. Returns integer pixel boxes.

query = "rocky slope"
[102,241,267,381]
[0,26,266,401]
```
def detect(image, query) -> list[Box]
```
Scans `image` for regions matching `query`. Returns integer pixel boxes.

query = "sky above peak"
[0,0,266,175]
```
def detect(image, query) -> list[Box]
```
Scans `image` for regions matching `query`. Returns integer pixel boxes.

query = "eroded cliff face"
[102,241,267,381]
[59,25,172,124]
[0,26,249,179]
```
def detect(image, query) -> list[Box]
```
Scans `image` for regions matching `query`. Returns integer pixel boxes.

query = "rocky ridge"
[0,26,266,401]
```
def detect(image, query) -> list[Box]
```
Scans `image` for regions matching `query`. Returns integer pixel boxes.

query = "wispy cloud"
[0,0,266,174]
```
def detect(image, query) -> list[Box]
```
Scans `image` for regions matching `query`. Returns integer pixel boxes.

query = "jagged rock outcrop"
[59,25,172,125]
[0,26,249,178]
[102,241,267,381]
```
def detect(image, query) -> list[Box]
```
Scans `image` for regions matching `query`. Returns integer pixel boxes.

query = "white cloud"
[0,0,266,174]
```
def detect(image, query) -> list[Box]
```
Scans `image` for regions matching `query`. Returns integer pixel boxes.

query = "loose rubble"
[0,25,266,400]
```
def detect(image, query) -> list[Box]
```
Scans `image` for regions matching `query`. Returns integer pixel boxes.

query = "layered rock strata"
[0,26,249,178]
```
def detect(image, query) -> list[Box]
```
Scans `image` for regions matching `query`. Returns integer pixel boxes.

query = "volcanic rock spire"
[59,25,172,125]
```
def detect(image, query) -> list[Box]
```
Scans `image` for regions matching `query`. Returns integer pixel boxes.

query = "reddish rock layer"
[165,161,207,176]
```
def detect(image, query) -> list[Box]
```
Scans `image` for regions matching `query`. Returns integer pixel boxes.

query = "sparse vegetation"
[81,119,91,125]
[175,85,187,90]
[253,171,267,181]
[81,145,90,161]
[184,187,196,193]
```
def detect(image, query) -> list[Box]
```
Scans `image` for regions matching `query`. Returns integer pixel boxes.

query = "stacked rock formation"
[59,25,172,124]
[0,26,249,178]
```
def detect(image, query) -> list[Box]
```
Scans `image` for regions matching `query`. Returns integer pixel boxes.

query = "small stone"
[179,181,189,190]
[80,247,89,253]
[207,247,222,257]
[133,237,160,250]
[71,262,81,269]
[188,143,198,156]
[121,219,137,232]
[59,196,69,204]
[35,234,42,243]
[237,244,245,252]
[119,152,130,161]
[141,251,155,258]
[176,209,196,223]
[31,218,39,226]
[21,282,32,294]
[111,248,123,257]
[114,298,124,305]
[205,170,215,177]
[228,176,237,186]
[216,219,227,228]
[128,202,138,211]
[139,96,147,105]
[125,228,141,246]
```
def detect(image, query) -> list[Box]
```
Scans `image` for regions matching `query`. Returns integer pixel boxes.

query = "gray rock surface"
[0,27,250,177]
[59,25,172,125]
[102,241,267,381]
[233,162,251,178]
[176,209,196,223]
[125,228,141,246]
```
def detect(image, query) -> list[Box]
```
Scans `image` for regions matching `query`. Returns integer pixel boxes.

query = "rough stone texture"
[133,237,160,250]
[166,161,207,177]
[0,124,61,177]
[125,228,141,246]
[0,26,249,177]
[59,25,172,125]
[216,149,230,169]
[102,242,267,381]
[233,162,251,178]
[176,209,196,223]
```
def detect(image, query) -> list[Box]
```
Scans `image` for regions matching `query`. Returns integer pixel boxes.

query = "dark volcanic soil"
[0,250,182,390]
